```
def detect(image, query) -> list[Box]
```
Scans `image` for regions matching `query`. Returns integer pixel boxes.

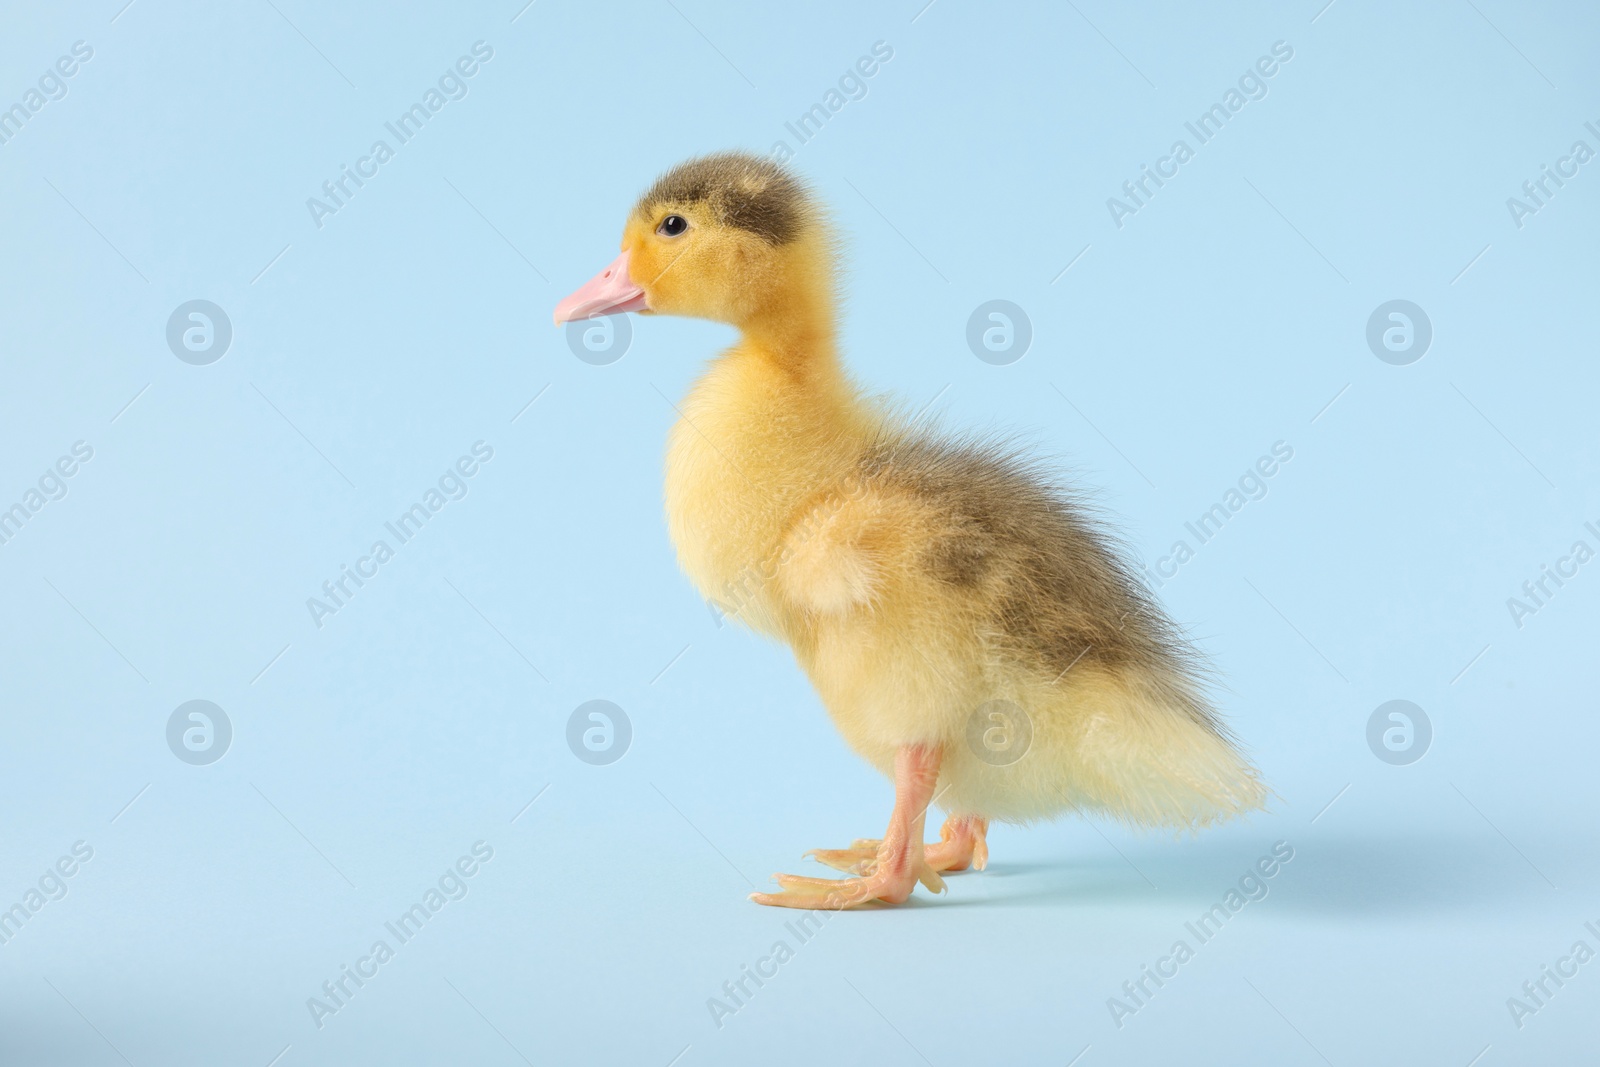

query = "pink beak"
[552,250,649,325]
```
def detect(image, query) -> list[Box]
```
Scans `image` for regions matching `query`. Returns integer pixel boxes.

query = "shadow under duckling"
[555,151,1266,910]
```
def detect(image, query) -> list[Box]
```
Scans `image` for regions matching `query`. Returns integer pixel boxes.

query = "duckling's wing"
[853,430,1266,828]
[864,431,1194,682]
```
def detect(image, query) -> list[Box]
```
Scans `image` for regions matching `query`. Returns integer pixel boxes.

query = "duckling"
[554,152,1266,909]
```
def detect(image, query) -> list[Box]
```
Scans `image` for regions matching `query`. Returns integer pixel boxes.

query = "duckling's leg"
[928,815,989,872]
[750,744,944,910]
[808,814,989,875]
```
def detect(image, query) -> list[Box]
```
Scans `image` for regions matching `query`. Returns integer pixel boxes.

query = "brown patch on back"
[925,526,991,587]
[856,431,1213,707]
[637,151,806,244]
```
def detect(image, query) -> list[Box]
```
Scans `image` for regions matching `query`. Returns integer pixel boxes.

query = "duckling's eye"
[657,214,689,237]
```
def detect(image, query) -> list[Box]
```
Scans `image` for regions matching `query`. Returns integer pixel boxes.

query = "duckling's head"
[554,151,831,334]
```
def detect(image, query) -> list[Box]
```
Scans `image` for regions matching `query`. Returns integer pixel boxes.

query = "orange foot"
[807,815,990,876]
[748,863,946,910]
[750,746,969,911]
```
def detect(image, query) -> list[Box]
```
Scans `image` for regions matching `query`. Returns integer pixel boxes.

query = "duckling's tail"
[1062,669,1268,830]
[940,664,1268,831]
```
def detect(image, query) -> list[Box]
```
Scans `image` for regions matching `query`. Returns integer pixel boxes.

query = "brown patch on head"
[636,152,807,244]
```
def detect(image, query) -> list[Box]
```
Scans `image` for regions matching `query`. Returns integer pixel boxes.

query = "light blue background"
[2,1,1597,1064]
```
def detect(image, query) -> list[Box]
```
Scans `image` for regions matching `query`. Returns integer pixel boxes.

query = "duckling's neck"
[664,285,874,620]
[740,314,836,372]
[734,276,854,405]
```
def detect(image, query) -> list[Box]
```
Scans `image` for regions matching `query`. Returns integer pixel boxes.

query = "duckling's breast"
[662,350,865,636]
